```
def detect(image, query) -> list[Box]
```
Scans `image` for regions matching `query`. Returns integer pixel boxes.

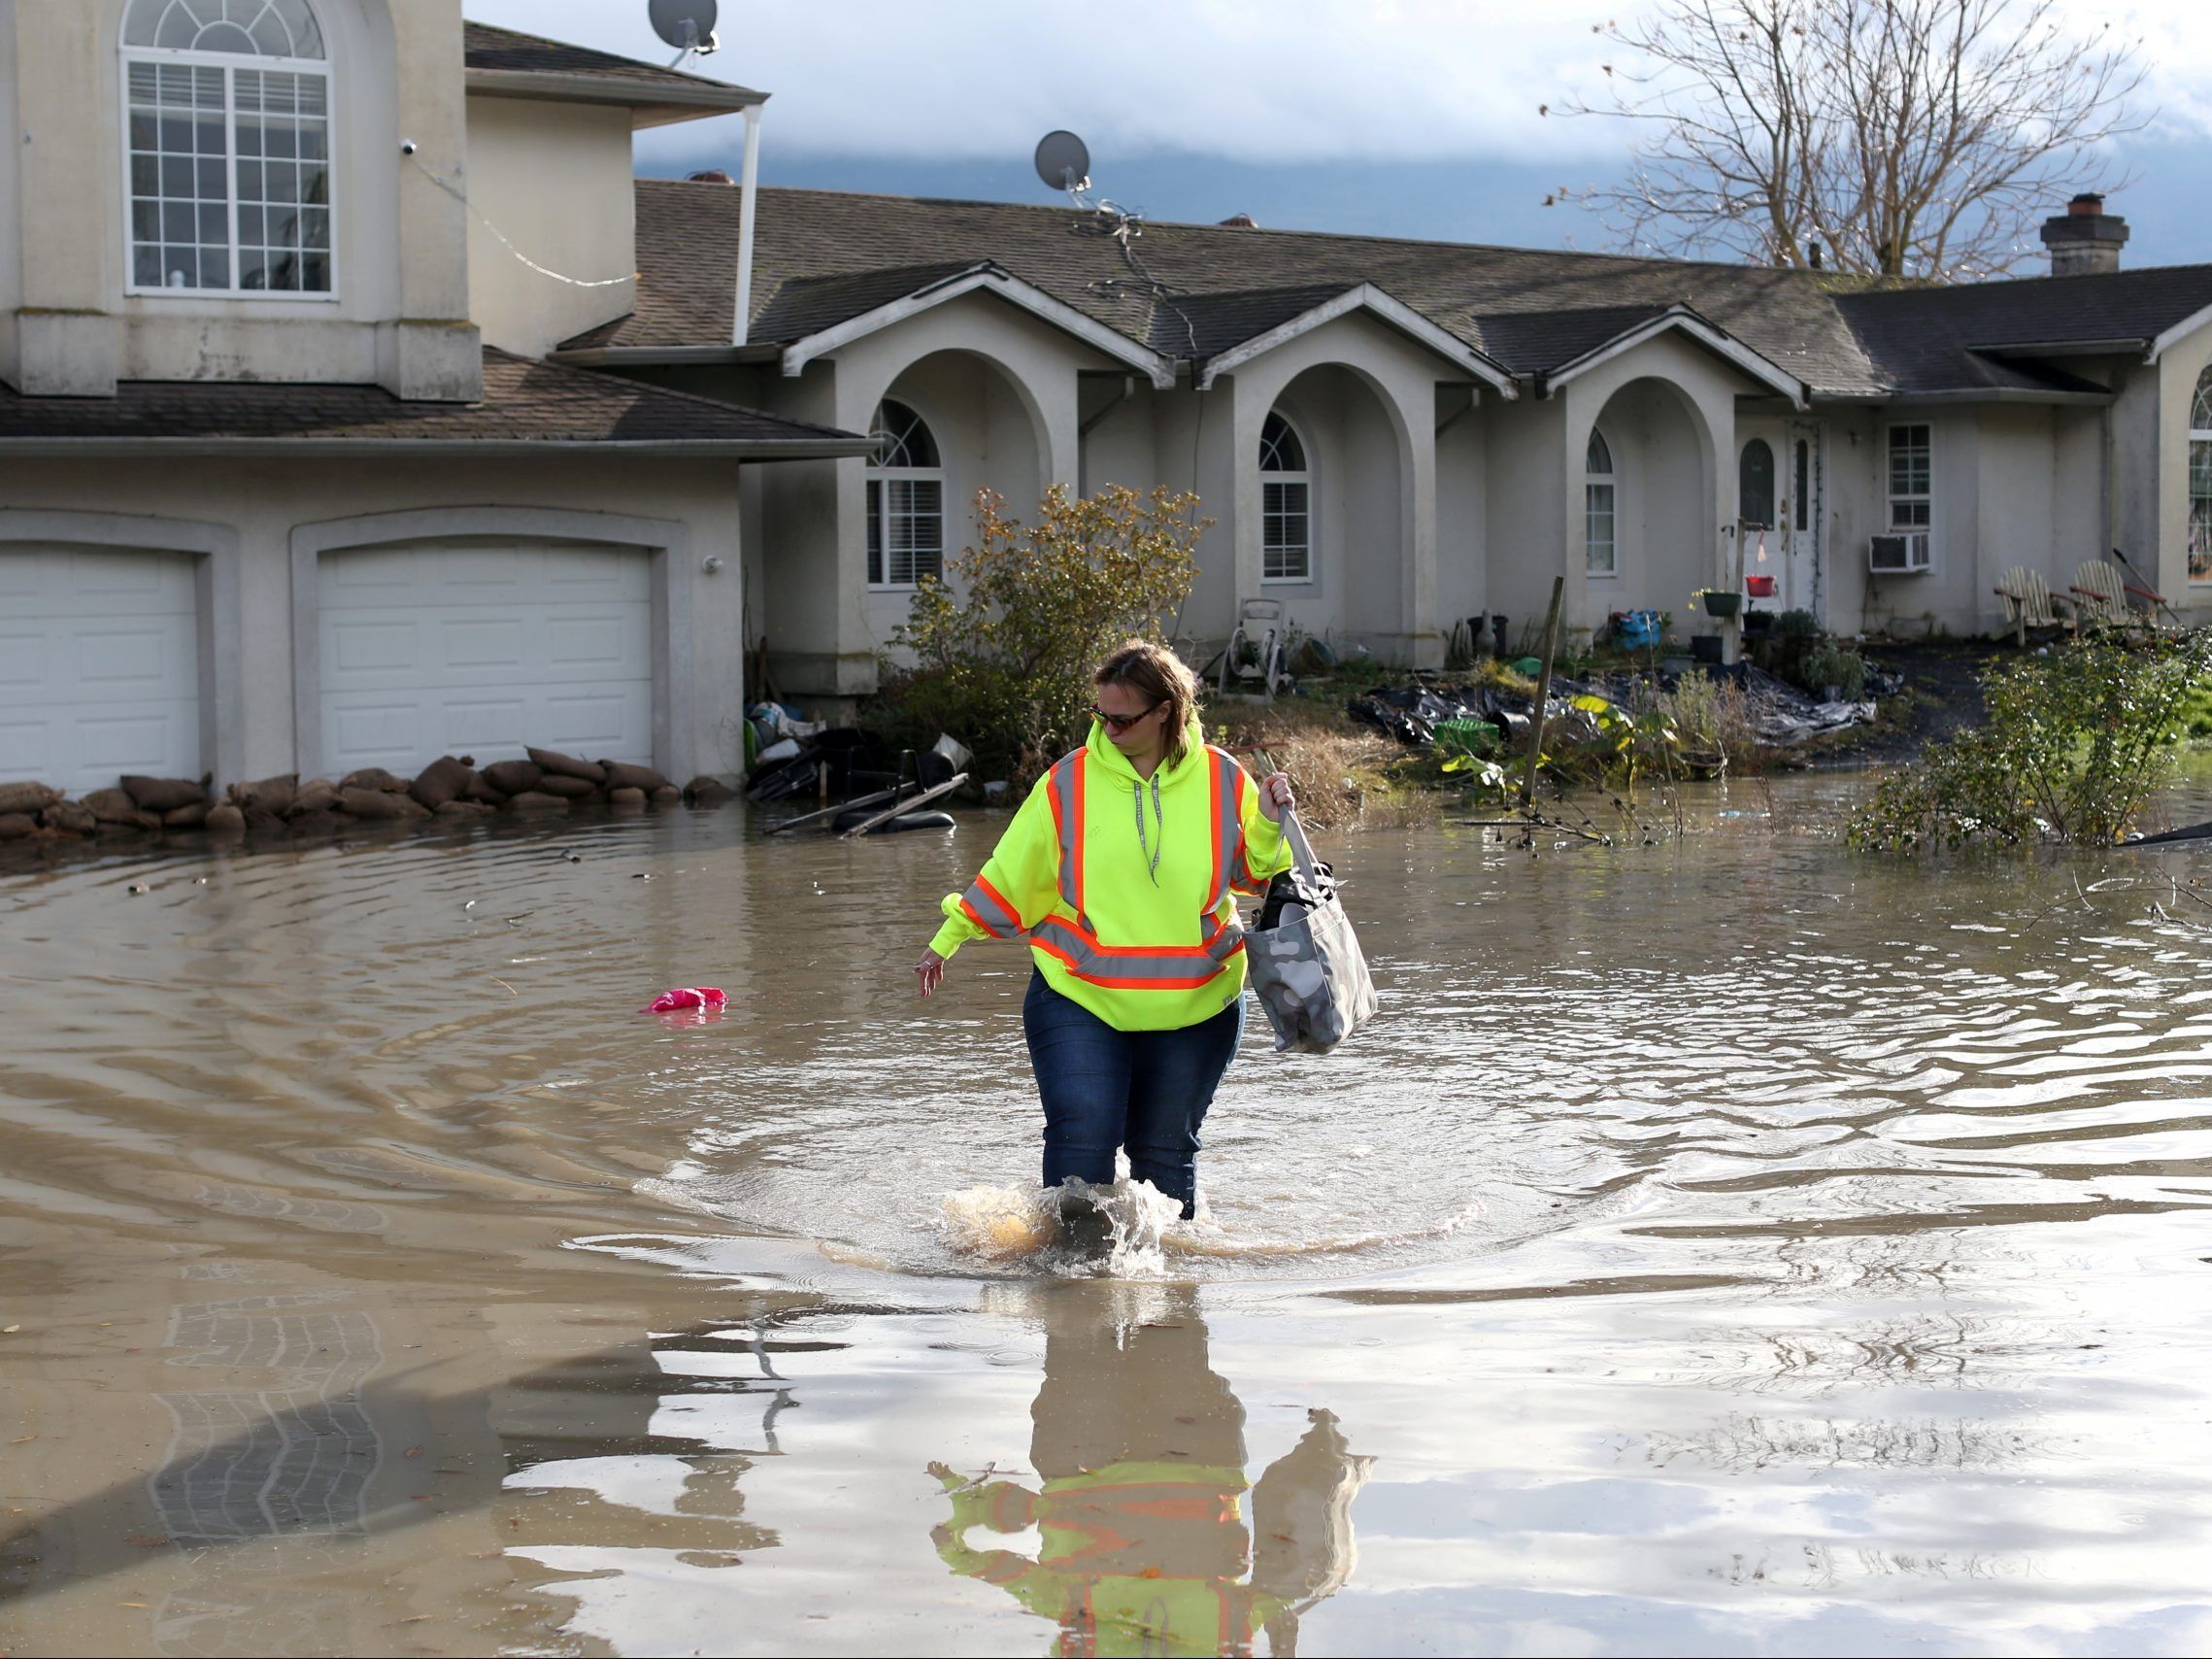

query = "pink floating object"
[640,986,727,1014]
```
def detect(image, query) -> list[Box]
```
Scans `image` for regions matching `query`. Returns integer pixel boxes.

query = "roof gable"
[462,21,762,124]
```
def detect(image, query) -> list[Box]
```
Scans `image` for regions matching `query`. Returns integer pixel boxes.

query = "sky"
[463,0,2212,270]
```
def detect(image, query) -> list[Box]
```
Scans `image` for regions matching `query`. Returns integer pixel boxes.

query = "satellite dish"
[1034,130,1090,194]
[649,0,720,54]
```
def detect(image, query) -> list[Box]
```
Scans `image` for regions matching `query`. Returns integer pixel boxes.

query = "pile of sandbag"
[0,749,739,844]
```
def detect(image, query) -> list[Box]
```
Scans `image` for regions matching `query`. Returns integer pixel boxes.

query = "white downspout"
[731,103,762,347]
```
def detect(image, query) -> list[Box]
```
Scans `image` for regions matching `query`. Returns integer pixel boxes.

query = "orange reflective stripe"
[1030,915,1243,990]
[960,873,1022,937]
[1048,750,1086,924]
[1203,747,1247,911]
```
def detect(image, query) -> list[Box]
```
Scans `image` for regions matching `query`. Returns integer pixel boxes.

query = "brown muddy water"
[4,779,2212,1657]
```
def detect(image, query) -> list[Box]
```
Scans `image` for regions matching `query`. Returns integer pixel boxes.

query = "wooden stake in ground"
[1519,576,1565,811]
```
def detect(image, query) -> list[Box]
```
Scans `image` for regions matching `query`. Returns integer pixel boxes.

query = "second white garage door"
[318,541,654,779]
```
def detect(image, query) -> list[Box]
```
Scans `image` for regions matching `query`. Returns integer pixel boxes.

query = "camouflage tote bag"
[1245,812,1378,1054]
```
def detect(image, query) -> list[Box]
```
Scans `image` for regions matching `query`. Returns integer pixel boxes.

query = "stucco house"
[0,4,870,797]
[553,180,2212,711]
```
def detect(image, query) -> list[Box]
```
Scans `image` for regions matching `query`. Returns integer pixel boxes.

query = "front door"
[1783,421,1826,625]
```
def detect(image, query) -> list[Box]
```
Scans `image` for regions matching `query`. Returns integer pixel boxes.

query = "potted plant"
[1693,587,1742,620]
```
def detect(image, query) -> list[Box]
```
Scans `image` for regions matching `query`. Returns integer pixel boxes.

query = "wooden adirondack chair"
[1993,565,2066,646]
[2070,560,2132,627]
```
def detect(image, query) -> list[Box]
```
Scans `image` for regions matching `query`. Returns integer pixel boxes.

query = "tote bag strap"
[1280,809,1325,889]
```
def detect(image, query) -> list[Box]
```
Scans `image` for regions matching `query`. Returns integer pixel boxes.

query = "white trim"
[1195,284,1516,396]
[1544,306,1807,409]
[1584,423,1618,578]
[2148,301,2212,364]
[1881,419,1934,551]
[1258,410,1314,584]
[2190,364,2212,587]
[780,266,1173,388]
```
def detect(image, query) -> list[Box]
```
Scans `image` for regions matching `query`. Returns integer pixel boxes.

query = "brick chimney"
[2040,193,2128,278]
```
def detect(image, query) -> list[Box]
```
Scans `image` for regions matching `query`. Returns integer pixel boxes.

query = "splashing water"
[940,1178,1185,1278]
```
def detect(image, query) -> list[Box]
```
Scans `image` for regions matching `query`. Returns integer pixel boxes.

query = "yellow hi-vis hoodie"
[930,718,1290,1032]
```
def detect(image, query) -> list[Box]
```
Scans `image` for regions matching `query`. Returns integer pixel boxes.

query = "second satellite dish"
[650,0,720,54]
[1034,130,1090,194]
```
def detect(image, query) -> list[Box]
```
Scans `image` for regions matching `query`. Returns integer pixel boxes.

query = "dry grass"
[1203,694,1410,830]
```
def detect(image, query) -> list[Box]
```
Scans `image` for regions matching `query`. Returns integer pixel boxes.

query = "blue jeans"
[1022,971,1245,1219]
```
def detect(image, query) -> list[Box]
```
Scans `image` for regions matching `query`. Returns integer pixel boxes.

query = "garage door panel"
[318,543,654,776]
[0,549,200,792]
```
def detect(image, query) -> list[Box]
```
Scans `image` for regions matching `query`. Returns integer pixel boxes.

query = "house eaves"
[1971,338,2148,359]
[0,436,871,458]
[550,343,784,368]
[2148,300,2212,364]
[1192,284,1516,396]
[464,67,765,126]
[1540,306,1807,409]
[777,263,1176,388]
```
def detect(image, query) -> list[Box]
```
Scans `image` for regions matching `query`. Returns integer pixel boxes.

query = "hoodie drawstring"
[1132,772,1164,885]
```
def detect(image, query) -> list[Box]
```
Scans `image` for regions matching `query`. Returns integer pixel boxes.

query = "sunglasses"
[1091,699,1163,733]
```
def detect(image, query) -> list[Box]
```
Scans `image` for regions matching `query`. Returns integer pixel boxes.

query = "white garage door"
[318,541,654,778]
[0,548,201,796]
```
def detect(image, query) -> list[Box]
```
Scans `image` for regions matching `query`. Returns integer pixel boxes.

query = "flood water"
[4,777,2212,1656]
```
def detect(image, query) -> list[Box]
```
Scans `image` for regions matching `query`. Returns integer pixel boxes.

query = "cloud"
[465,0,2212,175]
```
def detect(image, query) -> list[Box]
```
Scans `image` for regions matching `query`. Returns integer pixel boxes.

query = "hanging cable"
[408,154,638,289]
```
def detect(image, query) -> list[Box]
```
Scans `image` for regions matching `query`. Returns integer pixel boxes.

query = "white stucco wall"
[1,0,478,399]
[0,454,747,785]
[2154,321,2212,617]
[464,93,637,360]
[1433,391,1487,640]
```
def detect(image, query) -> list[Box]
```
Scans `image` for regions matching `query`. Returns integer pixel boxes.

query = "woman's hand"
[1258,771,1296,822]
[915,946,947,999]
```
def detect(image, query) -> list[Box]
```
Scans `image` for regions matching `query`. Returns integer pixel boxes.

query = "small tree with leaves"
[1550,0,2146,280]
[879,484,1208,784]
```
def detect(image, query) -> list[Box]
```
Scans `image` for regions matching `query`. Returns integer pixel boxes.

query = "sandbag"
[649,785,682,808]
[340,787,409,820]
[83,788,160,830]
[0,781,61,816]
[204,802,246,834]
[410,755,474,811]
[481,760,542,796]
[121,774,209,813]
[42,800,96,834]
[504,791,570,814]
[533,773,596,799]
[463,772,509,806]
[434,799,494,817]
[608,786,647,809]
[242,805,290,833]
[229,773,297,815]
[292,779,340,815]
[287,809,345,835]
[0,812,35,840]
[163,801,210,829]
[528,747,604,785]
[684,776,736,807]
[338,767,409,795]
[602,761,671,795]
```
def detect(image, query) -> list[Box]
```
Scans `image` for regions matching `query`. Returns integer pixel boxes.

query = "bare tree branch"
[1549,0,2149,280]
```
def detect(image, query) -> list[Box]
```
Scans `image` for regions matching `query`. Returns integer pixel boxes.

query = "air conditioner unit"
[1869,532,1930,574]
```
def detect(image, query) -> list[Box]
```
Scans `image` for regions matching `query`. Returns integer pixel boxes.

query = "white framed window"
[121,0,334,298]
[1885,423,1932,532]
[2190,366,2212,586]
[1259,411,1311,583]
[866,399,944,589]
[1585,427,1617,577]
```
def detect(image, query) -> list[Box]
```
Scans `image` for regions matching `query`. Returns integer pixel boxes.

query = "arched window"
[866,399,944,589]
[1258,411,1311,583]
[2191,365,2212,586]
[122,0,332,295]
[1739,437,1775,530]
[1585,427,1616,577]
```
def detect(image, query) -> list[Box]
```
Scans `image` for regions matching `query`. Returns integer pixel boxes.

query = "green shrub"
[1801,641,1868,700]
[1849,629,2212,850]
[873,484,1207,784]
[1776,608,1821,638]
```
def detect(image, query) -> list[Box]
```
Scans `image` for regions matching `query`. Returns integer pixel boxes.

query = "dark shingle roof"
[586,183,2212,401]
[0,348,867,453]
[1837,265,2212,393]
[462,21,762,110]
[749,260,994,345]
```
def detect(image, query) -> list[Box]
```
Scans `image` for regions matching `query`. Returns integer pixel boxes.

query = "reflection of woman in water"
[930,1284,1371,1657]
[915,641,1293,1219]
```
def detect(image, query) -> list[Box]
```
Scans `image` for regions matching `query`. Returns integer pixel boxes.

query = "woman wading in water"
[915,641,1294,1219]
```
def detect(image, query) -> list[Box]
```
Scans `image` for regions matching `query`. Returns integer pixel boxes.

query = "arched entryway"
[1258,363,1407,659]
[1578,377,1716,620]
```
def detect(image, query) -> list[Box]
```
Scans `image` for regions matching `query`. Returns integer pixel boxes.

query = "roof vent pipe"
[2040,192,2128,279]
[1217,213,1258,228]
[731,104,762,347]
